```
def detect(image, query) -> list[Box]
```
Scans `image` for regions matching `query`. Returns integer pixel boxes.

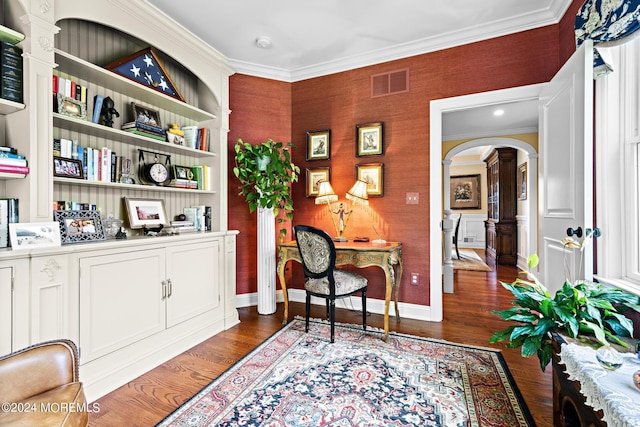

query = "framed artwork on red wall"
[356,122,384,156]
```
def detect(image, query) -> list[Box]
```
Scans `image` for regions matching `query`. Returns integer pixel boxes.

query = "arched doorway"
[428,83,544,321]
[442,137,538,293]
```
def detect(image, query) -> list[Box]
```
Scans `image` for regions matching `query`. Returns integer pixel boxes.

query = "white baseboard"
[236,290,436,321]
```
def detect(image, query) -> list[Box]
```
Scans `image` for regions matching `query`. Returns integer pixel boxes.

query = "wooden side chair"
[294,225,368,343]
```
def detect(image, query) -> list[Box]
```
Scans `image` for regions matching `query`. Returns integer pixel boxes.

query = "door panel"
[539,40,593,294]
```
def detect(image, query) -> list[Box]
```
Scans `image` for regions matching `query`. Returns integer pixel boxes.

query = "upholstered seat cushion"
[305,269,367,296]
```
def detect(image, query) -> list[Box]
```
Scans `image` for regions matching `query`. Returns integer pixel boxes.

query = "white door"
[538,39,594,294]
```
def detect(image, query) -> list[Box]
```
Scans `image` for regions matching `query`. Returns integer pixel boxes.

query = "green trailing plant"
[233,138,300,239]
[490,254,640,371]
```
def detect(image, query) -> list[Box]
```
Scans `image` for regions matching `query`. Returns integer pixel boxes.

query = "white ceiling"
[146,0,569,145]
[147,0,572,82]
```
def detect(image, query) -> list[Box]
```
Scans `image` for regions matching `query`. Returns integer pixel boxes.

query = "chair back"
[294,225,337,282]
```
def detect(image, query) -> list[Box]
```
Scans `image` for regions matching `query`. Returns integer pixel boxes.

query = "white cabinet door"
[79,249,166,363]
[166,240,221,328]
[0,266,11,355]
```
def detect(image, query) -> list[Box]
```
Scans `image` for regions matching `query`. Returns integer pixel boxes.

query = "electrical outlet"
[410,273,419,285]
[406,192,419,204]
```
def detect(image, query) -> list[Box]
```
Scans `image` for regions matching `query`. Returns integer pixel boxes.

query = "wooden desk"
[277,240,403,341]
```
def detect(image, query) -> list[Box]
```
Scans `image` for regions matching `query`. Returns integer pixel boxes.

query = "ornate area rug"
[157,319,533,427]
[452,249,493,272]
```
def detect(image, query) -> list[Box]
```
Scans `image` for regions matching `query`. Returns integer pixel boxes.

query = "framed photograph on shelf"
[53,156,84,179]
[306,167,330,197]
[131,102,162,128]
[306,129,331,161]
[450,174,481,210]
[356,163,384,197]
[54,210,106,244]
[56,93,87,120]
[9,222,61,250]
[356,122,384,156]
[124,197,168,229]
[518,162,527,200]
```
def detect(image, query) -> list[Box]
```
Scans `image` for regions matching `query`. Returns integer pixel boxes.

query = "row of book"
[0,198,18,249]
[0,146,29,175]
[1,41,22,103]
[169,165,211,191]
[54,138,133,183]
[52,73,88,112]
[53,201,98,211]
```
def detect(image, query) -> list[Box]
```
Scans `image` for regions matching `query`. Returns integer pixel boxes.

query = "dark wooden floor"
[89,259,553,426]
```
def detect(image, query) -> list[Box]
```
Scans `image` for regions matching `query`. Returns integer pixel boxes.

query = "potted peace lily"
[233,138,300,239]
[490,233,640,371]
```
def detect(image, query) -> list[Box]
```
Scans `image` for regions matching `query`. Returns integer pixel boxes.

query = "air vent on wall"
[371,68,409,98]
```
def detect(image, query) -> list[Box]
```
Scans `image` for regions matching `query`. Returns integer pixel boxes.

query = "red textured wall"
[229,0,582,304]
[228,74,292,295]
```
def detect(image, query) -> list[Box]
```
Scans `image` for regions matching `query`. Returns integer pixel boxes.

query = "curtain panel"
[575,0,640,77]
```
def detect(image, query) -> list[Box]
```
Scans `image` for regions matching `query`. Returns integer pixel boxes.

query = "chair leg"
[329,299,336,343]
[325,300,330,320]
[305,293,311,332]
[362,290,367,331]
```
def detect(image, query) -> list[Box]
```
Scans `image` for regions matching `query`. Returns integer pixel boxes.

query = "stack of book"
[1,41,23,103]
[0,198,18,248]
[122,121,166,141]
[170,220,197,234]
[0,146,28,175]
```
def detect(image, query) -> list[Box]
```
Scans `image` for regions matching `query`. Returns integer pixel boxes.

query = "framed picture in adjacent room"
[306,167,330,197]
[306,129,331,161]
[54,210,106,244]
[450,174,481,209]
[356,163,384,197]
[356,122,384,156]
[518,162,527,200]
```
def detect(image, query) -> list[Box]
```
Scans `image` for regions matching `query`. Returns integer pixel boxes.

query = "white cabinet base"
[81,310,225,402]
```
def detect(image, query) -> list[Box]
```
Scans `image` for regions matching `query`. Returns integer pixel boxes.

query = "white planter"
[257,206,276,314]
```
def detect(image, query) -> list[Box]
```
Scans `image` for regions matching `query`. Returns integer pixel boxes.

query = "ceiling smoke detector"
[255,37,272,49]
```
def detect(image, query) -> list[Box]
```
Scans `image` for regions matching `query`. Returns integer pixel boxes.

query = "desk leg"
[276,256,289,324]
[382,260,394,342]
[394,258,403,319]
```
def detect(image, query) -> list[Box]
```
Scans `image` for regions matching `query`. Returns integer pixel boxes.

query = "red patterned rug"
[157,318,534,426]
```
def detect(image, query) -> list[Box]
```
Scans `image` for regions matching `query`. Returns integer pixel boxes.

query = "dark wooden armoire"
[485,147,517,265]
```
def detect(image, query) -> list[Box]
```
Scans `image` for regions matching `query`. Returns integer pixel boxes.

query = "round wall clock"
[138,150,171,185]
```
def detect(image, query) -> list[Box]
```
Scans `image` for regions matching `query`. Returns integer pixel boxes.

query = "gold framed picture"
[306,129,331,161]
[306,167,330,197]
[356,163,384,197]
[518,162,527,200]
[356,122,384,156]
[450,174,481,209]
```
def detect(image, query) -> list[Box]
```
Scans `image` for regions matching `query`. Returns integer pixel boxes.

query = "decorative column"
[257,206,276,314]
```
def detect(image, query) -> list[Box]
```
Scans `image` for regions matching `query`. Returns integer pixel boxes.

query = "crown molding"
[232,0,572,82]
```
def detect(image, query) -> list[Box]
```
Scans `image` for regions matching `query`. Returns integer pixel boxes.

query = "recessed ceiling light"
[493,109,505,116]
[255,37,272,49]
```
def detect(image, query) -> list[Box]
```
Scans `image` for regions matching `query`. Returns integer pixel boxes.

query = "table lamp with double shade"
[315,179,369,241]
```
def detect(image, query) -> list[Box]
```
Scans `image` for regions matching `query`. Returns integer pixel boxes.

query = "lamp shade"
[315,180,338,204]
[346,179,369,205]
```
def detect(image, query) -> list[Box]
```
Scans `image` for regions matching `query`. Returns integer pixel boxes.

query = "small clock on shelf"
[138,149,171,186]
